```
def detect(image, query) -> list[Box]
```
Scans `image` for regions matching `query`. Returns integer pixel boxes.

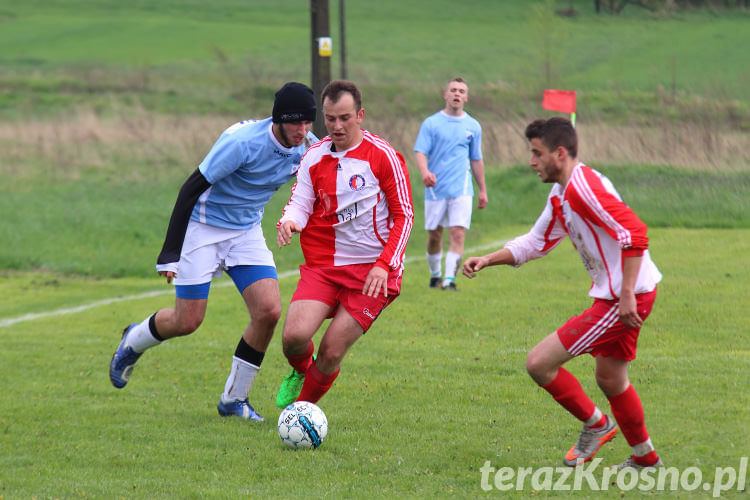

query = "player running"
[109,82,317,422]
[463,117,663,470]
[275,80,413,408]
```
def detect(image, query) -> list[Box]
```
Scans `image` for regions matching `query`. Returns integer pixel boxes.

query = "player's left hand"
[618,292,643,329]
[363,265,388,298]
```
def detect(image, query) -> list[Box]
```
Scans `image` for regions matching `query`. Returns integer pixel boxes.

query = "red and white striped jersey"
[279,130,414,272]
[505,163,661,300]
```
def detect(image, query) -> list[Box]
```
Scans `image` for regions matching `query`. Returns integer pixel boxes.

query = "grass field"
[1,0,749,498]
[1,227,748,498]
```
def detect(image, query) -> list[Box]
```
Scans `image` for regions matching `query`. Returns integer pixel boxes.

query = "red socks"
[607,384,649,446]
[541,368,597,422]
[287,340,314,374]
[297,362,339,404]
[286,341,339,404]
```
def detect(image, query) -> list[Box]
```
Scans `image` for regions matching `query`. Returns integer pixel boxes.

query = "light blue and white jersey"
[193,117,316,229]
[414,111,482,200]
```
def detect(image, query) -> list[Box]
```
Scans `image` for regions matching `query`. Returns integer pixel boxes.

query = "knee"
[255,302,282,327]
[525,350,544,379]
[281,327,308,352]
[595,372,628,396]
[175,315,202,336]
[427,231,442,246]
[316,344,345,371]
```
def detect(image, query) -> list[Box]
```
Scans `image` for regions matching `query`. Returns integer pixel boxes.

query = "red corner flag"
[542,89,576,114]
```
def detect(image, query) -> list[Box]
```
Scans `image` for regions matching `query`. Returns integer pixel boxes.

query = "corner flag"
[542,89,577,126]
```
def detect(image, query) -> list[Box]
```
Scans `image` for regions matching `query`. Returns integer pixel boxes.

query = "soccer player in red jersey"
[463,117,663,470]
[275,80,414,408]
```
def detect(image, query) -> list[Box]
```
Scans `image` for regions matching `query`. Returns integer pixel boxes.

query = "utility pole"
[339,0,347,80]
[310,0,331,138]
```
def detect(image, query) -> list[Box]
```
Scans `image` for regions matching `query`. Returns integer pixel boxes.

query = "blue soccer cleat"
[109,323,142,389]
[217,398,265,421]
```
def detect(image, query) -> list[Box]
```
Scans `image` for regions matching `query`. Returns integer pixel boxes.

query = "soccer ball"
[277,401,328,449]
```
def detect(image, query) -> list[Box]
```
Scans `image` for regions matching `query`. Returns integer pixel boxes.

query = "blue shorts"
[176,265,278,299]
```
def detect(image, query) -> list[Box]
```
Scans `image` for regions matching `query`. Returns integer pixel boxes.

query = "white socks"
[632,438,655,457]
[126,316,162,353]
[221,357,260,403]
[427,251,442,277]
[584,407,604,427]
[428,251,462,280]
[444,251,462,280]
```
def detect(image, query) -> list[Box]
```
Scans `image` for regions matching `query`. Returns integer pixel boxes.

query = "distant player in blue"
[414,77,488,290]
[109,82,318,421]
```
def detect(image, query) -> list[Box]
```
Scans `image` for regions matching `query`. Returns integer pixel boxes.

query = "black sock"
[234,337,265,367]
[148,313,164,341]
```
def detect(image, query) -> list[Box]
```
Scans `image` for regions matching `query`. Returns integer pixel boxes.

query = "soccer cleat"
[609,455,663,470]
[276,368,305,408]
[441,281,457,291]
[217,398,264,421]
[109,324,142,389]
[429,277,441,288]
[563,415,618,466]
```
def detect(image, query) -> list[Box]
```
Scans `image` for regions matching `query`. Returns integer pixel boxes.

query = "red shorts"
[291,263,402,332]
[556,288,657,361]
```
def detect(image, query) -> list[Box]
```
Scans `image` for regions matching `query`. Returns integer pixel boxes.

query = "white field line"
[0,240,507,329]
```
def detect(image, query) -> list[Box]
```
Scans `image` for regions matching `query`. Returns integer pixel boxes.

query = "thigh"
[174,296,208,320]
[241,277,281,317]
[282,299,334,341]
[317,306,364,369]
[527,331,574,371]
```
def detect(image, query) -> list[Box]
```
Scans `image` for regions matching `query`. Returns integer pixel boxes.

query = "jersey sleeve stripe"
[364,131,414,268]
[571,167,632,247]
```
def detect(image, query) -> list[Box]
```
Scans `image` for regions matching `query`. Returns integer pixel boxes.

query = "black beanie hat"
[272,82,316,123]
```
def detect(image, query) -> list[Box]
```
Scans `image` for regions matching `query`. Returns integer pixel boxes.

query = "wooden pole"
[310,0,331,138]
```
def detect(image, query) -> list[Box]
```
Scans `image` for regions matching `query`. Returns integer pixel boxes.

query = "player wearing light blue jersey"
[109,82,318,422]
[414,77,488,291]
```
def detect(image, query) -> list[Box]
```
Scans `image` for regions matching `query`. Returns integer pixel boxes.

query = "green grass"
[1,163,747,278]
[1,0,749,497]
[1,227,748,498]
[0,0,748,123]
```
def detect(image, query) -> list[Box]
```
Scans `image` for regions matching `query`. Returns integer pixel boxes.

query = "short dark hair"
[321,80,362,111]
[525,117,578,158]
[448,77,467,86]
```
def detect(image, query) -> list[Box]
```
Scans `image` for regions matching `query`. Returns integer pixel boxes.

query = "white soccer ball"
[277,401,328,449]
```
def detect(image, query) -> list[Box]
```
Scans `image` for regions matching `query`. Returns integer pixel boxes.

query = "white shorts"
[173,221,275,286]
[424,195,473,231]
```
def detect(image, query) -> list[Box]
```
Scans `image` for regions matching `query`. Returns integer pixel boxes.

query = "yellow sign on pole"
[318,37,332,57]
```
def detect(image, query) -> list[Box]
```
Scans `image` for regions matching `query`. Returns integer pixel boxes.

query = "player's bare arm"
[470,159,488,209]
[415,152,436,187]
[362,265,388,298]
[277,220,302,248]
[462,248,516,278]
[618,255,644,328]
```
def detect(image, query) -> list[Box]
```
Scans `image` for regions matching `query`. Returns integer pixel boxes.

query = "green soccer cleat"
[276,368,305,408]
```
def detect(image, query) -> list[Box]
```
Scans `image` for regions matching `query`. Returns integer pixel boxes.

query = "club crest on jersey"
[349,174,366,191]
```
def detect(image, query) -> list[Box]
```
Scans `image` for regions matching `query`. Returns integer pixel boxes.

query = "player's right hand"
[277,220,302,248]
[158,270,177,284]
[462,256,488,279]
[421,171,436,187]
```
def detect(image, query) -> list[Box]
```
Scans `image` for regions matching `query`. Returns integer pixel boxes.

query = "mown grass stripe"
[0,240,506,328]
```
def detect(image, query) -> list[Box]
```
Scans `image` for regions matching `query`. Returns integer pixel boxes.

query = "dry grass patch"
[1,108,748,179]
